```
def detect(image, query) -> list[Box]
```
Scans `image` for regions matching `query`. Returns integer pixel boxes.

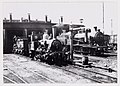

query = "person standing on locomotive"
[43,29,51,41]
[59,28,68,45]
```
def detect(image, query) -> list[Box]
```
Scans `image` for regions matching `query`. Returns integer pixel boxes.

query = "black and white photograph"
[1,0,118,85]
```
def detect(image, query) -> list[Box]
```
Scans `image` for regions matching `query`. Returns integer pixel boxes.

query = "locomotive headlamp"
[94,26,97,31]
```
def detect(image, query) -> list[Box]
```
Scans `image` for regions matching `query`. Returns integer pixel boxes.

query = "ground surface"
[3,54,117,84]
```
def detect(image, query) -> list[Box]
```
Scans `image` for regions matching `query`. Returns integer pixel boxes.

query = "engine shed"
[3,14,56,53]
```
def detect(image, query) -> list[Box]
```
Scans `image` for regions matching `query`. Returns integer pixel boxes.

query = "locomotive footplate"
[73,44,108,55]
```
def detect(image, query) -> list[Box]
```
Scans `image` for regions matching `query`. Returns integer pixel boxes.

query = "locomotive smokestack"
[61,16,63,23]
[94,26,97,31]
[10,13,12,22]
[45,15,48,22]
[28,13,30,22]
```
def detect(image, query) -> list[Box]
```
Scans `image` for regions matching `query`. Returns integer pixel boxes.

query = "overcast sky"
[3,2,117,35]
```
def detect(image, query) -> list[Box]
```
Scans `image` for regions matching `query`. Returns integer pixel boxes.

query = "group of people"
[40,28,68,43]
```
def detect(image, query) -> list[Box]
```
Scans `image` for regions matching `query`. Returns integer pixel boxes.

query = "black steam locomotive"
[73,30,110,55]
[73,28,110,55]
[13,25,70,66]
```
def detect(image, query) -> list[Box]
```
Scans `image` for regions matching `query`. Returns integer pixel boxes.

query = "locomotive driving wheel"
[52,52,62,66]
[46,55,54,65]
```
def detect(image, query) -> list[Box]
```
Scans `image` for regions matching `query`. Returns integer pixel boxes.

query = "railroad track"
[35,61,117,83]
[3,75,17,84]
[4,65,56,83]
[4,54,117,83]
[3,67,28,84]
[34,62,100,83]
[61,65,117,83]
[27,55,117,83]
[23,68,56,83]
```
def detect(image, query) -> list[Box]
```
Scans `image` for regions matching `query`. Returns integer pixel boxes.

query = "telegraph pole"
[103,2,104,33]
[102,2,105,45]
[111,19,113,35]
[111,19,113,44]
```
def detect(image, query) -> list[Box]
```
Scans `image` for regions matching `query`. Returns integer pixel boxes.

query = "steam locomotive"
[13,25,70,66]
[13,23,110,66]
[73,29,110,55]
[54,24,110,55]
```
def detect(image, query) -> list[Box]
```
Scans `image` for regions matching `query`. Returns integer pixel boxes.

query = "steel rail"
[55,65,117,83]
[11,54,117,83]
[25,69,56,83]
[3,75,17,84]
[72,65,117,82]
[4,65,55,83]
[37,62,117,83]
[36,62,103,83]
[53,65,104,83]
[74,64,117,80]
[4,67,28,84]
